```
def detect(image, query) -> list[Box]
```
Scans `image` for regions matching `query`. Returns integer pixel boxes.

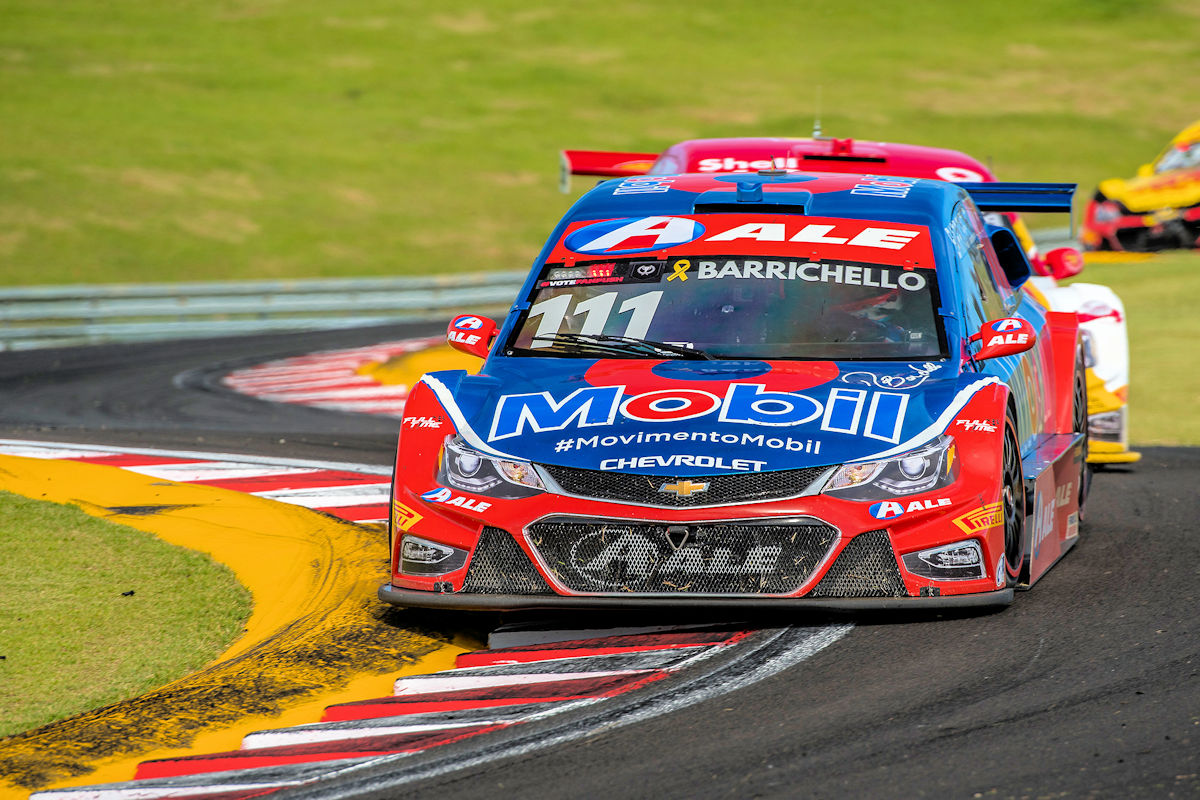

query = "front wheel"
[1001,409,1025,587]
[1073,357,1091,517]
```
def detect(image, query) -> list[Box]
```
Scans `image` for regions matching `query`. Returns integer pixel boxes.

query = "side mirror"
[446,314,497,359]
[971,318,1037,361]
[1042,247,1084,281]
[1136,163,1154,178]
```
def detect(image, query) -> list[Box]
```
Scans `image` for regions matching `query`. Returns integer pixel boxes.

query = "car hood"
[421,358,999,476]
[1098,167,1200,213]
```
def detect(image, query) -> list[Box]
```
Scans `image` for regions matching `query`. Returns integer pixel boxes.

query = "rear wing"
[960,182,1076,213]
[560,149,658,192]
[962,183,1078,290]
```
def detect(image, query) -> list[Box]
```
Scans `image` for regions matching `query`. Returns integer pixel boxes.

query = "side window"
[967,243,1008,321]
[947,202,1007,327]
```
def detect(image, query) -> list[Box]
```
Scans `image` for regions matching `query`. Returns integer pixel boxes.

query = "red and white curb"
[220,338,440,418]
[3,438,852,799]
[26,626,854,800]
[0,441,392,525]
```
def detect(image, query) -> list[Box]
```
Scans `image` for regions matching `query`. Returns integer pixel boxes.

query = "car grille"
[526,517,838,595]
[460,528,554,595]
[539,464,829,508]
[808,529,908,598]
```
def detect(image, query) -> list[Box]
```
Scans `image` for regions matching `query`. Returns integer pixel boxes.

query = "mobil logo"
[488,383,910,443]
[453,316,485,331]
[564,216,706,255]
[869,501,905,520]
[990,319,1023,333]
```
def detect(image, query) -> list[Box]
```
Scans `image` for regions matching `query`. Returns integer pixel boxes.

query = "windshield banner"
[547,213,934,267]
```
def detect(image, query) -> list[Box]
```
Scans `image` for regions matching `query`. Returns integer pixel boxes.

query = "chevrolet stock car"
[1082,119,1200,252]
[378,170,1090,610]
[565,135,1139,463]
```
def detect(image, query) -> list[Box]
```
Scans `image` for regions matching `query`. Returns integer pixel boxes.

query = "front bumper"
[1082,205,1200,251]
[1089,440,1142,464]
[378,582,1014,611]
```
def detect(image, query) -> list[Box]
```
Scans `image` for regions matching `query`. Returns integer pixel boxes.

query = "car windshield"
[509,256,945,360]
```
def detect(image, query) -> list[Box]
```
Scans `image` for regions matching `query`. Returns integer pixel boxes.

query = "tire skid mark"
[26,626,852,800]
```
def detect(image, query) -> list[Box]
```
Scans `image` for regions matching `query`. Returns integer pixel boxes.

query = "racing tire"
[1073,356,1091,518]
[1001,409,1025,587]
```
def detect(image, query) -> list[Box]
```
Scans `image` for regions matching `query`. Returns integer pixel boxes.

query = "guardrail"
[0,228,1080,352]
[0,272,527,351]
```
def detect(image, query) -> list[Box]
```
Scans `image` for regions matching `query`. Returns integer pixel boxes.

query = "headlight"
[1080,329,1096,368]
[438,435,544,499]
[901,539,986,580]
[822,435,958,500]
[1088,408,1125,442]
[400,535,468,576]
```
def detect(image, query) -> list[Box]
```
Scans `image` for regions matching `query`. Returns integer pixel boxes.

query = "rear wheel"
[1001,410,1025,586]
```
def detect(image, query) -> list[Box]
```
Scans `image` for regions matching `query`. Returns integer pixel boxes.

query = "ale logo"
[870,497,953,520]
[564,216,706,255]
[453,316,485,330]
[421,488,452,503]
[869,501,906,520]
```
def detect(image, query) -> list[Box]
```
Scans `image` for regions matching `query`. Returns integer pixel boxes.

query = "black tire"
[1073,357,1091,516]
[1001,409,1025,586]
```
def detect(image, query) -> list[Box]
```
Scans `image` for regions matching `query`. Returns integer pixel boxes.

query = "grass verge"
[1,0,1198,285]
[0,492,250,737]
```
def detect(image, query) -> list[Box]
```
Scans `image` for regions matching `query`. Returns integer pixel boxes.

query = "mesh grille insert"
[808,529,907,598]
[461,528,554,595]
[527,517,838,594]
[540,464,829,508]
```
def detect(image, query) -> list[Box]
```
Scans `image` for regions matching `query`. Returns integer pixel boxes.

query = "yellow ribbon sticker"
[668,259,690,281]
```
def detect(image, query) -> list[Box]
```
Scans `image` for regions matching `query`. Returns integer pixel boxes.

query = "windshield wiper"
[530,333,714,360]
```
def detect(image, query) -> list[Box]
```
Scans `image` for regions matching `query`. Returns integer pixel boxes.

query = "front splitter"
[379,583,1014,611]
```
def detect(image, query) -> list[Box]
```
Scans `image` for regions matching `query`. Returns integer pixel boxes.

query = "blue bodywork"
[422,173,1075,476]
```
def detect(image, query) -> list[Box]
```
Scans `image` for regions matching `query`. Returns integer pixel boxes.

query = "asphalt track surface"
[2,324,1197,800]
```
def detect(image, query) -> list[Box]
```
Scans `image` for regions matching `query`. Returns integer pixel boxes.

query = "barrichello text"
[488,384,909,443]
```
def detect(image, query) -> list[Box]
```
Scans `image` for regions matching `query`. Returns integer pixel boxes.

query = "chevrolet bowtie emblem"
[659,479,710,497]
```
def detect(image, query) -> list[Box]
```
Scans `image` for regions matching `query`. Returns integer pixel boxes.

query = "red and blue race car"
[562,135,1138,464]
[380,170,1088,610]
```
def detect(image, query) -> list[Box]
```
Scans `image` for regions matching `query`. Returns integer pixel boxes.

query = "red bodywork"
[563,137,998,184]
[379,164,1087,611]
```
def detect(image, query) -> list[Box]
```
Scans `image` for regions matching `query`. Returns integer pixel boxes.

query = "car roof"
[561,170,964,231]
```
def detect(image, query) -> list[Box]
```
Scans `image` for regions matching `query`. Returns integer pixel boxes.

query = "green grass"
[1068,251,1200,447]
[0,492,250,737]
[1,0,1198,284]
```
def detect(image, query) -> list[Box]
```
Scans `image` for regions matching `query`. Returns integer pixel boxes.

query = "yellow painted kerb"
[0,454,472,797]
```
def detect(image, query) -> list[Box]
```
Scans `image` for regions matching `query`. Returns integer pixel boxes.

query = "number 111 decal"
[527,290,664,347]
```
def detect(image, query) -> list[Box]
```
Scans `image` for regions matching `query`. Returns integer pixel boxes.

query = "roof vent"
[693,187,811,214]
[736,181,763,203]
